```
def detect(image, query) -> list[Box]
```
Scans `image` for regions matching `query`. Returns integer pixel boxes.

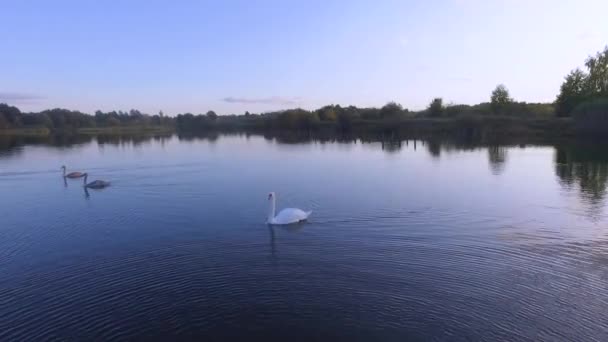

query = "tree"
[0,103,22,127]
[206,110,218,120]
[555,69,588,117]
[556,46,608,116]
[572,98,608,136]
[336,106,359,131]
[0,113,9,129]
[490,84,513,115]
[317,105,337,121]
[585,46,608,96]
[379,102,403,119]
[427,98,444,117]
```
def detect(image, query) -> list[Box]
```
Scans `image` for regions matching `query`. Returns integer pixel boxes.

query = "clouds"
[0,92,44,104]
[222,96,302,106]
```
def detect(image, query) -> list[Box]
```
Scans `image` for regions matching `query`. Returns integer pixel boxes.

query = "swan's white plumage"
[267,192,311,225]
[271,208,312,225]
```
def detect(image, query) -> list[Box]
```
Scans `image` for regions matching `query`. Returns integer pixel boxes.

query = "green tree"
[379,102,403,119]
[490,84,513,114]
[572,98,608,137]
[317,105,337,121]
[555,69,588,117]
[427,98,444,117]
[585,46,608,96]
[556,46,608,116]
[0,112,9,129]
[0,103,22,127]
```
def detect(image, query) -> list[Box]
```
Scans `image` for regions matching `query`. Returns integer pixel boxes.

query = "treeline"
[0,106,173,131]
[175,98,555,133]
[175,46,608,137]
[3,46,607,137]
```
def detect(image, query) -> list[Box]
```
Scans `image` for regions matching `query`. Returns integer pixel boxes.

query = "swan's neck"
[268,197,276,223]
[62,168,66,176]
[83,174,87,185]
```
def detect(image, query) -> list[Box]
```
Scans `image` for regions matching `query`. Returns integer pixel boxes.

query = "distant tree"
[379,102,403,119]
[360,107,381,120]
[206,110,218,120]
[317,105,337,121]
[152,115,161,125]
[21,113,53,128]
[245,111,251,116]
[427,98,444,117]
[444,104,473,117]
[0,103,22,127]
[106,116,121,126]
[490,84,513,114]
[337,106,359,131]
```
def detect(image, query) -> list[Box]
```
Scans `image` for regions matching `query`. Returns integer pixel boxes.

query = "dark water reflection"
[555,143,608,220]
[488,146,508,175]
[1,133,608,340]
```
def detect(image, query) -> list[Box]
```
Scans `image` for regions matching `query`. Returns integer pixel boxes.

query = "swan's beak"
[268,194,272,200]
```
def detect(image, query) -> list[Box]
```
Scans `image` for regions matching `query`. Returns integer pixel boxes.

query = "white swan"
[267,192,312,225]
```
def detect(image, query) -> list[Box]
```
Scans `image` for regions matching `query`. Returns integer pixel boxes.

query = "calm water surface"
[1,134,607,341]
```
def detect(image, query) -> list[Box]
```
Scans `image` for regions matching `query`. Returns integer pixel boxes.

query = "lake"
[1,133,607,341]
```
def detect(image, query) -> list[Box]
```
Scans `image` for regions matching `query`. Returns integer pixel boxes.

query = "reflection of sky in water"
[2,134,606,234]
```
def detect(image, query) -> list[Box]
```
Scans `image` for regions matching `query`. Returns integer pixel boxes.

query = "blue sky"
[1,0,607,115]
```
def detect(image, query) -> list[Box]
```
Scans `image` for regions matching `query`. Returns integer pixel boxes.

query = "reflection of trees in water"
[381,140,402,153]
[0,134,97,158]
[488,146,508,175]
[422,139,509,174]
[0,133,174,159]
[555,144,608,219]
[262,130,359,145]
[426,140,441,158]
[97,133,172,147]
[176,131,220,143]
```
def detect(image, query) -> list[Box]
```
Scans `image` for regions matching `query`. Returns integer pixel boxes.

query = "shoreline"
[0,126,174,137]
[0,116,585,144]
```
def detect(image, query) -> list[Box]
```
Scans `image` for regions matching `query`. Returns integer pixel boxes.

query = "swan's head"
[61,165,66,170]
[268,192,275,200]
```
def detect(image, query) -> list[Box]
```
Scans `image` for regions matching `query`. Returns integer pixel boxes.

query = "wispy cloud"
[0,92,45,104]
[222,96,302,106]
